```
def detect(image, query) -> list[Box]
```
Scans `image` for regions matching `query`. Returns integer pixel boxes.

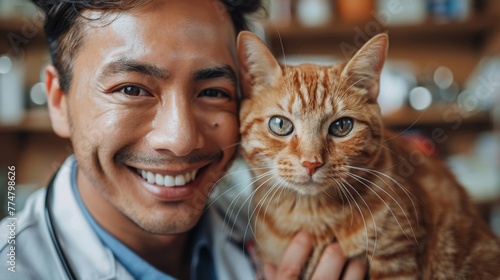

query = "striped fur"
[237,31,500,279]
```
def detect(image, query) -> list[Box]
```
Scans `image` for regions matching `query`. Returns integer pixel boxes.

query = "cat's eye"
[329,117,354,137]
[269,116,294,136]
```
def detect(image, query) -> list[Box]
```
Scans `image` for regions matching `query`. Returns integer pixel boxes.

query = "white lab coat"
[0,156,256,280]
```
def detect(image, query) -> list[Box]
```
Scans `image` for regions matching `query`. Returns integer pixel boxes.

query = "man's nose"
[148,95,205,157]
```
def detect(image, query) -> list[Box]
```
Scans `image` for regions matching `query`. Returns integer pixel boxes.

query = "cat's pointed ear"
[341,33,388,101]
[237,31,282,99]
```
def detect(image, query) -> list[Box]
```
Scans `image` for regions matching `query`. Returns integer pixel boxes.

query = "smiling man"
[0,0,366,279]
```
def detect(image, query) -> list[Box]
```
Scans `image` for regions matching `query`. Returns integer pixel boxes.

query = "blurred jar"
[296,0,332,27]
[429,0,472,21]
[448,0,472,21]
[269,0,292,26]
[0,55,25,125]
[377,0,427,25]
[337,0,374,22]
[0,0,38,19]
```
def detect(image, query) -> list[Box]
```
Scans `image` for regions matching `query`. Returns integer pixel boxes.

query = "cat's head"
[237,31,388,195]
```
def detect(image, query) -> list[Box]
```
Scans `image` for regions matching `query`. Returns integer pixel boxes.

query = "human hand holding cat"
[262,231,367,280]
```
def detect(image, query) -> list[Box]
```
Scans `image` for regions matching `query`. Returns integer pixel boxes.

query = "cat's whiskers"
[206,140,244,162]
[205,166,275,213]
[218,169,278,251]
[217,169,276,240]
[345,172,418,246]
[371,143,404,171]
[251,176,283,248]
[262,179,285,229]
[332,178,350,217]
[276,178,288,206]
[381,106,432,143]
[339,177,376,262]
[225,169,275,218]
[319,189,335,201]
[242,173,281,249]
[272,24,294,99]
[337,179,355,226]
[217,141,243,153]
[346,165,421,227]
[348,163,407,211]
[347,164,421,204]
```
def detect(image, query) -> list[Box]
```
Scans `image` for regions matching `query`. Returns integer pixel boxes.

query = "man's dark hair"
[31,0,263,93]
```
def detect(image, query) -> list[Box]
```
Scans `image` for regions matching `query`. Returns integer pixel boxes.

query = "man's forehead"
[79,0,237,64]
[83,0,236,36]
[73,0,238,85]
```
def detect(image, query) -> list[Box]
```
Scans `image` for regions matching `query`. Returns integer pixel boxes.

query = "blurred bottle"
[433,66,460,105]
[429,0,472,21]
[338,0,374,22]
[296,0,333,27]
[0,0,38,19]
[377,0,427,25]
[428,0,448,20]
[269,0,292,26]
[0,55,25,125]
[28,65,49,109]
[448,0,472,20]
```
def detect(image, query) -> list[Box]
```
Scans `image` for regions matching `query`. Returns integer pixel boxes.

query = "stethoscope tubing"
[44,173,77,280]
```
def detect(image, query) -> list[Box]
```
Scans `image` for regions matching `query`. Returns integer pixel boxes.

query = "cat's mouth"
[279,172,347,195]
[281,178,330,195]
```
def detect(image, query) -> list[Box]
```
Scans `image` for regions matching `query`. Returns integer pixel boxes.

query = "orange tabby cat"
[237,31,500,279]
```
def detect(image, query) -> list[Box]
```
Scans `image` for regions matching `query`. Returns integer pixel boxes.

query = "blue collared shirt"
[70,161,217,280]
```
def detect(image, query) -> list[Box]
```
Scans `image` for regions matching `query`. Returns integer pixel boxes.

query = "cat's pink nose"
[301,161,323,176]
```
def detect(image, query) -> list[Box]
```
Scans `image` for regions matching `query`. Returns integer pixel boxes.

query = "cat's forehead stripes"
[281,65,344,118]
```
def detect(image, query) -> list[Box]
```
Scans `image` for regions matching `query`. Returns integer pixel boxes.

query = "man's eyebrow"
[99,58,170,81]
[193,65,236,84]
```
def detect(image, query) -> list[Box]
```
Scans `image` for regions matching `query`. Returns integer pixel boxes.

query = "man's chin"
[127,204,204,235]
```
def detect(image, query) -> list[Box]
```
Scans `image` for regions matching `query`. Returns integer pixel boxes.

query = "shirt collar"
[70,161,216,280]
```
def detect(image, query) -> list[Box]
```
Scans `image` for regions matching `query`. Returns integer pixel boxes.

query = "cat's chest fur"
[253,185,374,253]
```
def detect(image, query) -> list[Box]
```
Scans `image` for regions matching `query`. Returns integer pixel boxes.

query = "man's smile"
[137,168,199,187]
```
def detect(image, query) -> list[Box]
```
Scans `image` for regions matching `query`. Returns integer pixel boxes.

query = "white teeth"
[155,174,164,186]
[137,168,198,187]
[175,174,185,185]
[147,172,155,184]
[164,175,175,187]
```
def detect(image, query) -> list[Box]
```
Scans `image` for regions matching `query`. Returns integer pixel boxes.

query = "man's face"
[64,0,239,234]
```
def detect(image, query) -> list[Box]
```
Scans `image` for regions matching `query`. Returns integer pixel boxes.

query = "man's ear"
[237,31,282,99]
[45,65,70,138]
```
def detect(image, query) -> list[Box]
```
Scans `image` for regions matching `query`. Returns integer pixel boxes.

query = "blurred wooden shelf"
[0,16,46,49]
[382,106,492,129]
[265,14,500,86]
[0,16,43,33]
[0,108,52,132]
[265,14,496,41]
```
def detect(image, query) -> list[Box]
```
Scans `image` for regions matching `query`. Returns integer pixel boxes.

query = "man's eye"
[118,86,150,97]
[199,89,229,99]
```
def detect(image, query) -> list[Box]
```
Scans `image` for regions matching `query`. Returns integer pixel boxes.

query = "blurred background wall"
[0,0,499,233]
